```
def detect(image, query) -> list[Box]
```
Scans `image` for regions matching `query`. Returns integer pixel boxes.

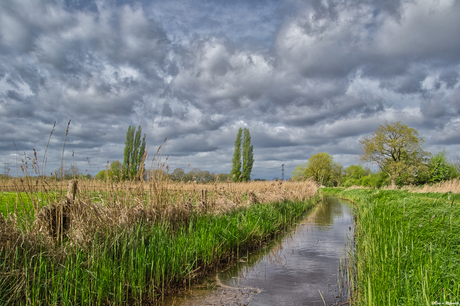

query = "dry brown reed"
[1,177,318,250]
[401,179,460,194]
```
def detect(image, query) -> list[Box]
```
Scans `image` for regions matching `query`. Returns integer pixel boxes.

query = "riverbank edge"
[153,197,323,303]
[1,196,321,305]
[319,187,460,305]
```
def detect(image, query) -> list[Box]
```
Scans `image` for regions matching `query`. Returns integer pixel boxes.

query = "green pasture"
[321,188,460,305]
[0,190,135,219]
[0,192,59,218]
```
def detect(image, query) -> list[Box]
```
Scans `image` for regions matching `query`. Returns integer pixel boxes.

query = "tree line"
[94,126,252,183]
[166,168,231,183]
[292,121,459,187]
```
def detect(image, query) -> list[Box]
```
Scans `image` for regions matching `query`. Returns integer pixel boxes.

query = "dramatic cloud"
[1,0,459,179]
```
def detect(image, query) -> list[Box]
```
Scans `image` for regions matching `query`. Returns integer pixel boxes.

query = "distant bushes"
[295,151,459,189]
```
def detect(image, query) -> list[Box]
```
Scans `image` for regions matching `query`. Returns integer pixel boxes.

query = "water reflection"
[162,197,354,306]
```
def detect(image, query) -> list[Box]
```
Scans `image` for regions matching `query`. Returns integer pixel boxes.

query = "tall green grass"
[0,199,316,305]
[0,192,61,218]
[322,188,460,305]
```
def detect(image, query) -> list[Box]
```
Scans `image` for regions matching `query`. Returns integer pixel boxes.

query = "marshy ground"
[0,178,318,305]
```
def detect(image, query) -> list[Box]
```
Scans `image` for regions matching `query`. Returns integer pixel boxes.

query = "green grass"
[0,192,62,219]
[0,190,145,219]
[0,198,317,305]
[321,188,460,305]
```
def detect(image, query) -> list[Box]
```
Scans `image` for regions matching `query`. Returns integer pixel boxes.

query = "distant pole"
[282,164,285,181]
[3,163,9,176]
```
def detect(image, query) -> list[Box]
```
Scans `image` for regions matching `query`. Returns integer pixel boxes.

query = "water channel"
[162,197,354,306]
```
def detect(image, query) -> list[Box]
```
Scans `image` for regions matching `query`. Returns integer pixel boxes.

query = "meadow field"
[321,181,460,305]
[0,177,318,305]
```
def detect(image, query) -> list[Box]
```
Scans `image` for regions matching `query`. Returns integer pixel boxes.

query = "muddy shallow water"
[161,197,354,306]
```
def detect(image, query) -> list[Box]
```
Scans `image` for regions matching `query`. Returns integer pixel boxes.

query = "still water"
[162,197,354,306]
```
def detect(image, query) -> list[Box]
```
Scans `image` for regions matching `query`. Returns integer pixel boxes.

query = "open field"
[321,187,460,305]
[0,178,318,305]
[0,177,317,215]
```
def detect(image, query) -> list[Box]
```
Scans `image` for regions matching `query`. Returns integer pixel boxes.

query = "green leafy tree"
[230,128,254,182]
[109,160,123,182]
[345,165,367,180]
[171,168,186,181]
[359,121,428,188]
[342,165,373,187]
[123,126,134,179]
[200,170,214,183]
[216,173,231,182]
[95,161,123,182]
[230,128,243,182]
[183,171,194,182]
[372,171,389,188]
[242,128,254,182]
[291,163,307,181]
[330,162,344,187]
[359,176,372,187]
[292,152,334,186]
[190,168,202,182]
[95,170,106,181]
[429,151,458,183]
[306,153,333,186]
[344,170,389,188]
[181,168,201,182]
[123,125,146,180]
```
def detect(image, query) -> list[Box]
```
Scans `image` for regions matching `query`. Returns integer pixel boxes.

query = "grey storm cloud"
[1,0,460,180]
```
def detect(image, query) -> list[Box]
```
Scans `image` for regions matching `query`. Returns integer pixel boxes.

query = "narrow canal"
[163,197,354,306]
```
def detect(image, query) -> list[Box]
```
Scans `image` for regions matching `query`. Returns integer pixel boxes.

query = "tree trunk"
[390,176,396,189]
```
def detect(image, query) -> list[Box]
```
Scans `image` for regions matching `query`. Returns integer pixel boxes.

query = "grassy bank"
[321,187,460,305]
[0,179,318,305]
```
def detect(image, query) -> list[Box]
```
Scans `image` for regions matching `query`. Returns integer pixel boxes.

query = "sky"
[1,0,460,180]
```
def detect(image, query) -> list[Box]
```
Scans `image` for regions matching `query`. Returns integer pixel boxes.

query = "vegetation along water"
[0,178,318,305]
[321,186,460,305]
[161,196,354,306]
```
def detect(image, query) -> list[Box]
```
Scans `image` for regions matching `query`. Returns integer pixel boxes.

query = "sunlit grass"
[0,191,61,218]
[321,188,460,305]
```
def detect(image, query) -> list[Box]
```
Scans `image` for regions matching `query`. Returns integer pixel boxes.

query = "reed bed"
[321,187,460,305]
[402,179,460,194]
[0,177,318,305]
